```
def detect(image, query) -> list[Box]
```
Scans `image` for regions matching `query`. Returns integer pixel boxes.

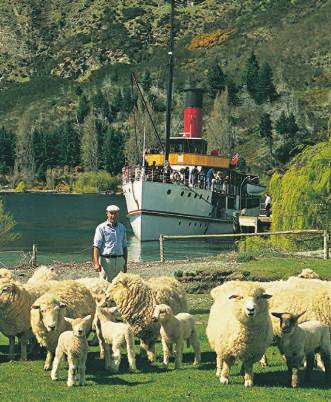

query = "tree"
[255,62,277,104]
[0,127,15,174]
[58,121,81,167]
[243,52,259,100]
[80,113,99,171]
[206,89,235,158]
[0,198,18,245]
[259,113,273,155]
[287,112,299,138]
[275,111,288,135]
[226,77,239,106]
[207,60,226,98]
[141,70,152,92]
[103,127,125,175]
[77,94,89,124]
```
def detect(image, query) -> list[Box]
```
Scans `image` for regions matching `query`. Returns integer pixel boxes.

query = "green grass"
[0,293,329,401]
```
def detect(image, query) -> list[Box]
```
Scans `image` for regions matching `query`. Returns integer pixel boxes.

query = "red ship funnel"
[183,88,203,138]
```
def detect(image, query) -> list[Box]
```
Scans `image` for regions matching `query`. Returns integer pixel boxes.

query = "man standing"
[92,205,128,282]
[264,193,272,217]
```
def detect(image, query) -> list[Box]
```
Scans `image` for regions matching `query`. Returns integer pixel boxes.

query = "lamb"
[152,304,200,369]
[51,315,92,387]
[207,282,273,387]
[95,305,136,373]
[31,280,95,370]
[108,273,188,363]
[272,311,331,387]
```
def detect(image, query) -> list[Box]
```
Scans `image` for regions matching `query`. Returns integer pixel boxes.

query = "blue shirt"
[93,220,128,256]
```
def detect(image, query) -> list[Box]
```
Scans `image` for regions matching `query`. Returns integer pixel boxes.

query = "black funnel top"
[184,88,204,108]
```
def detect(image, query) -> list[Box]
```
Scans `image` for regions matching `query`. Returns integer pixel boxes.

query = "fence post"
[160,235,164,263]
[323,231,329,260]
[31,244,37,267]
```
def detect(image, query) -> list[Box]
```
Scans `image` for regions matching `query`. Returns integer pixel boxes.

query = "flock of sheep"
[0,266,330,389]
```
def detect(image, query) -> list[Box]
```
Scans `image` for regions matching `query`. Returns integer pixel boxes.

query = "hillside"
[0,0,330,184]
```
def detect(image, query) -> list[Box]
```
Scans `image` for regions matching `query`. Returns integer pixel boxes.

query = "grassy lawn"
[0,292,329,401]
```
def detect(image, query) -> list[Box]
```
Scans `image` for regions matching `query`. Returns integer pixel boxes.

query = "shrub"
[73,171,121,193]
[15,181,26,192]
[237,236,273,256]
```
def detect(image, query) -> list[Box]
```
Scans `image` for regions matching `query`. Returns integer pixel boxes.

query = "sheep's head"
[64,315,92,338]
[95,291,116,308]
[0,281,19,306]
[31,299,67,332]
[97,306,118,322]
[271,311,305,335]
[229,288,272,323]
[152,304,173,323]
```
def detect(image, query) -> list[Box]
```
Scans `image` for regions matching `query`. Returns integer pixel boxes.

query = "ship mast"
[164,0,175,163]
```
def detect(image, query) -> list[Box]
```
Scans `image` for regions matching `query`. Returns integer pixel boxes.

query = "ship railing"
[122,166,236,195]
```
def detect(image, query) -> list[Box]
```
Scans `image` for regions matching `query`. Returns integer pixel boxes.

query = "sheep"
[95,305,136,373]
[31,280,95,370]
[27,266,58,284]
[0,277,36,360]
[108,273,188,363]
[297,269,320,279]
[76,277,112,300]
[51,315,92,387]
[152,303,200,369]
[272,311,331,387]
[207,282,273,387]
[0,268,15,280]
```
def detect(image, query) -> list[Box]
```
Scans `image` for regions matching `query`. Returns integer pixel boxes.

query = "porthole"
[199,195,202,199]
[194,194,198,198]
[167,189,171,195]
[178,221,181,225]
[189,222,191,226]
[194,223,197,226]
[200,223,202,227]
[207,196,209,201]
[180,191,184,196]
[188,193,191,198]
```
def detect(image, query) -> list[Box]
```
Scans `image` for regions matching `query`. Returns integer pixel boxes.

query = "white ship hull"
[123,180,239,241]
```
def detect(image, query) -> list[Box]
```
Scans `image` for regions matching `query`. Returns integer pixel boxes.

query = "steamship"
[122,1,263,241]
[122,89,264,241]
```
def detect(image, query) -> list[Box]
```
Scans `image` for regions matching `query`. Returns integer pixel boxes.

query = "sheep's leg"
[304,353,314,382]
[189,330,201,365]
[67,355,76,387]
[8,336,15,360]
[243,360,254,388]
[44,351,54,371]
[288,365,299,388]
[174,341,183,369]
[104,343,112,371]
[126,333,136,372]
[51,349,64,381]
[162,339,171,369]
[259,353,268,368]
[79,354,87,386]
[99,338,105,360]
[220,356,234,385]
[316,352,325,372]
[112,345,121,372]
[19,334,28,361]
[216,354,223,377]
[320,350,331,384]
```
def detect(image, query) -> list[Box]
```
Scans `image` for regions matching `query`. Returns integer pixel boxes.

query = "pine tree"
[226,77,239,106]
[259,113,273,155]
[80,113,99,172]
[0,127,15,174]
[112,89,123,114]
[77,95,89,123]
[58,121,80,167]
[0,198,18,245]
[243,52,259,100]
[275,111,288,135]
[287,112,299,137]
[207,60,226,98]
[256,62,277,104]
[141,70,152,92]
[103,127,125,175]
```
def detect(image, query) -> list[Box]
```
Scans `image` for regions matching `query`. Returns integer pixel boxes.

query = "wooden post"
[160,235,164,263]
[31,244,37,267]
[323,231,329,260]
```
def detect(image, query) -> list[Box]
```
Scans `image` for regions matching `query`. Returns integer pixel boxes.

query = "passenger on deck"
[206,168,215,190]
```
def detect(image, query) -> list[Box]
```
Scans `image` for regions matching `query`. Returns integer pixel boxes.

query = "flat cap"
[106,205,120,212]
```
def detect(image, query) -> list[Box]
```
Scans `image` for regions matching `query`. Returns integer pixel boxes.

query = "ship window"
[199,195,202,199]
[194,223,197,226]
[180,191,184,196]
[178,221,181,225]
[167,189,171,195]
[188,193,191,198]
[206,196,209,201]
[200,223,202,227]
[189,222,191,226]
[194,194,197,198]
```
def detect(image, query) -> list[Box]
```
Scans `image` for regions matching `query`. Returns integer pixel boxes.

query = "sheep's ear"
[84,315,92,322]
[294,311,306,321]
[59,303,67,309]
[271,312,283,319]
[109,306,118,314]
[64,317,73,324]
[262,293,272,299]
[228,294,240,300]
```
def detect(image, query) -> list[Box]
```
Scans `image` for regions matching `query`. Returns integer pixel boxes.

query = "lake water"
[0,193,234,266]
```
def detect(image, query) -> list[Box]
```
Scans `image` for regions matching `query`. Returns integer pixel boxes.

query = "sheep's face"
[0,282,17,306]
[271,312,305,335]
[96,292,116,308]
[64,315,92,338]
[229,289,271,323]
[32,301,67,332]
[97,306,118,321]
[152,304,172,322]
